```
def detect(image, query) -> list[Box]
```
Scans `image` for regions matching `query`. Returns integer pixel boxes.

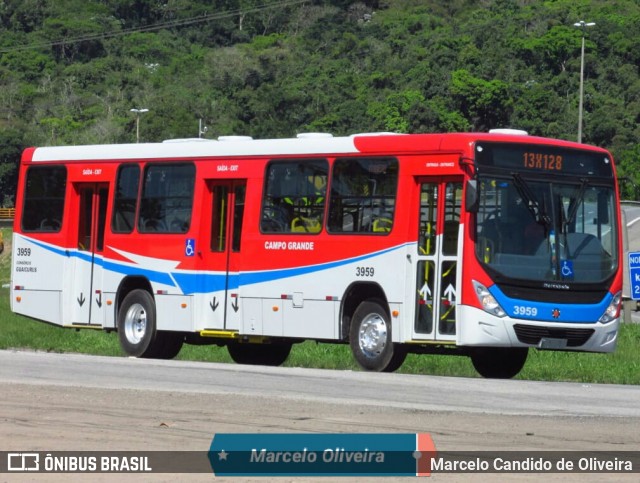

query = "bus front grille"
[513,324,595,347]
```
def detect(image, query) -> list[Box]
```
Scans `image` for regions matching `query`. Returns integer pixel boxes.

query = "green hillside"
[1,0,639,201]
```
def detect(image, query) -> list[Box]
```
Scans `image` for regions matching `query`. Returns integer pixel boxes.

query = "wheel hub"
[358,314,387,358]
[124,303,147,344]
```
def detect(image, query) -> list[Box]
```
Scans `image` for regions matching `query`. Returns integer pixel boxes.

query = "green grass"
[1,225,639,383]
[0,225,12,286]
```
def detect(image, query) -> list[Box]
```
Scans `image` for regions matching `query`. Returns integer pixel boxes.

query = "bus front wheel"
[470,347,528,379]
[349,300,407,372]
[117,289,183,359]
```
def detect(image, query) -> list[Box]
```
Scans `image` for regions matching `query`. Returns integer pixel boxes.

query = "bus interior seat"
[142,218,167,232]
[170,218,189,233]
[291,216,321,233]
[565,232,602,257]
[534,232,607,279]
[40,218,61,231]
[372,217,393,233]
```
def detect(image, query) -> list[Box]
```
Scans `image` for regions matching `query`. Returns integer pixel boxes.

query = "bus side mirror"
[466,180,479,213]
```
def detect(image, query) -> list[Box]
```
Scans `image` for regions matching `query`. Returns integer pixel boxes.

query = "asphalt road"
[1,350,639,482]
[2,350,640,419]
[622,201,640,250]
[0,206,638,482]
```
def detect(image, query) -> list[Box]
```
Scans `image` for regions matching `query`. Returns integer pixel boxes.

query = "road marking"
[628,216,640,227]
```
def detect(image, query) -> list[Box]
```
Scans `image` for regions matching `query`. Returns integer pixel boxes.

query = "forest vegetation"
[1,0,639,203]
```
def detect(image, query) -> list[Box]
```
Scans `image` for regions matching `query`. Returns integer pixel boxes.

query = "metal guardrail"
[0,208,15,219]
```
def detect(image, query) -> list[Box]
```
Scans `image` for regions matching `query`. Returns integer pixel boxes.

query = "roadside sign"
[630,252,640,300]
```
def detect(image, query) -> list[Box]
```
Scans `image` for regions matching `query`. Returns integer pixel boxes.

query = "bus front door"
[203,180,246,331]
[413,179,462,341]
[70,183,109,326]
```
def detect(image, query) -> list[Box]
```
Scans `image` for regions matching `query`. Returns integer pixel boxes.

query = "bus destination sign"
[522,151,562,172]
[475,143,613,177]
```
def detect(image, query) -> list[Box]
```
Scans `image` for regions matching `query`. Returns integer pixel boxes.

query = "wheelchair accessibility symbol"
[185,238,195,257]
[560,260,574,279]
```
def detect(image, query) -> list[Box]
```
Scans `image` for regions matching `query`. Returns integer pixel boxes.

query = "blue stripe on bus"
[25,236,407,296]
[27,238,177,288]
[171,272,230,294]
[171,245,406,294]
[102,258,176,286]
[241,246,403,285]
[29,238,73,258]
[489,284,611,323]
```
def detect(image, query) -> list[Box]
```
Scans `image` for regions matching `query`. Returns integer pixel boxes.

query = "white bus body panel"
[457,304,619,352]
[11,234,65,325]
[236,245,409,340]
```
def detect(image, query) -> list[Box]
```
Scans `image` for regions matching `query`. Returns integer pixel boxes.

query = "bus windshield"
[475,175,618,284]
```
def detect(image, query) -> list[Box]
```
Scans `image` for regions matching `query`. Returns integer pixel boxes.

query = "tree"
[0,128,23,206]
[450,69,511,131]
[0,0,638,184]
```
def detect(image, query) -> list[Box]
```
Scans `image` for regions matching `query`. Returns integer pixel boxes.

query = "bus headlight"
[598,291,622,324]
[472,280,506,318]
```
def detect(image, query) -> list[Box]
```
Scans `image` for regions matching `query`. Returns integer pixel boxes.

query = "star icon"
[218,450,228,461]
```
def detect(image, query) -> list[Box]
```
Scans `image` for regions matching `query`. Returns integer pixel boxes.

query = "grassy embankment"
[1,226,638,383]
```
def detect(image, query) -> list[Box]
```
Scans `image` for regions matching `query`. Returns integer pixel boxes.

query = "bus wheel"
[470,347,528,379]
[350,300,407,372]
[118,289,161,358]
[227,342,292,366]
[154,332,184,360]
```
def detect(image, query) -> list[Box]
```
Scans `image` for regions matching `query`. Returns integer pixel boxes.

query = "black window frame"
[327,156,399,235]
[21,165,67,233]
[111,164,140,234]
[138,162,196,234]
[260,158,328,234]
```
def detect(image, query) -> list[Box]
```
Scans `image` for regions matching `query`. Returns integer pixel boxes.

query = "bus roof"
[25,131,609,163]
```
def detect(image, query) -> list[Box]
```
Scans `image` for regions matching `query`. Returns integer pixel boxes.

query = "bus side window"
[328,157,398,234]
[261,159,328,234]
[112,165,140,234]
[21,166,66,233]
[418,183,437,255]
[442,182,462,255]
[138,163,195,234]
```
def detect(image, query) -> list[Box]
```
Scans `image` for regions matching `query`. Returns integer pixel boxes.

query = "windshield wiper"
[511,173,551,227]
[565,178,589,227]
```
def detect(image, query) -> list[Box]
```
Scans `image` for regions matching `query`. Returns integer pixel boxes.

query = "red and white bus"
[11,130,623,378]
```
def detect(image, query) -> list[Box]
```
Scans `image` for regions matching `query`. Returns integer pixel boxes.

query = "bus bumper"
[457,305,619,353]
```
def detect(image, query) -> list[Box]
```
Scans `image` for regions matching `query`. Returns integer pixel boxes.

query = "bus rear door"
[70,183,109,326]
[413,178,463,341]
[201,180,246,331]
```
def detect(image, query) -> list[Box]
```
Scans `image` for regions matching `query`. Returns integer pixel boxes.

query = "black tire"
[349,300,407,372]
[470,347,529,379]
[117,289,160,358]
[117,289,185,359]
[153,332,184,360]
[227,342,292,366]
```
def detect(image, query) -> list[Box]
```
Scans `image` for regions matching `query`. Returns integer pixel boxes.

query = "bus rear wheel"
[117,289,183,359]
[349,300,407,372]
[470,347,528,379]
[227,342,292,366]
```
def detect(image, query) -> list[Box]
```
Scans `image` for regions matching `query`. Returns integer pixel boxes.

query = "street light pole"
[573,21,595,144]
[130,108,149,143]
